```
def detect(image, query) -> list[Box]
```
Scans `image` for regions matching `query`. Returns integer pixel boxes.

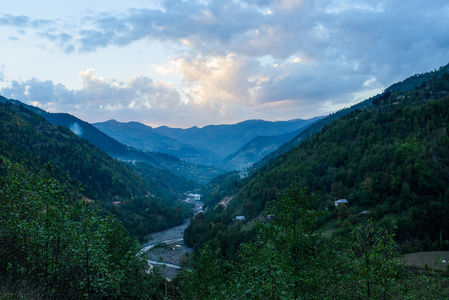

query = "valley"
[1,1,449,298]
[1,63,449,298]
[141,193,202,278]
[93,117,324,170]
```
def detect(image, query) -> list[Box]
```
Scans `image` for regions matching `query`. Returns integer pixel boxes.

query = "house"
[113,201,121,207]
[334,199,348,207]
[358,210,370,217]
[235,216,245,221]
[267,214,277,221]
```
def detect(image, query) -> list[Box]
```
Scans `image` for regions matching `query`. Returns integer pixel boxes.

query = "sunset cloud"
[0,0,448,127]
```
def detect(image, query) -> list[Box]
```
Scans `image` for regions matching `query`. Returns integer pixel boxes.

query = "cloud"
[0,65,4,82]
[2,1,449,64]
[1,0,449,127]
[0,14,53,28]
[166,54,259,102]
[3,1,448,72]
[29,0,446,88]
[0,69,183,123]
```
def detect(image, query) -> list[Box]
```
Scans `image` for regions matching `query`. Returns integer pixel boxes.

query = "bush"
[179,254,189,268]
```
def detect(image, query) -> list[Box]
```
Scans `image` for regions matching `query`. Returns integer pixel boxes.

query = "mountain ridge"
[94,116,324,170]
[0,97,224,184]
[188,63,449,256]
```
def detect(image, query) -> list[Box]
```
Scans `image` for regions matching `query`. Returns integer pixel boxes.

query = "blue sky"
[0,0,448,128]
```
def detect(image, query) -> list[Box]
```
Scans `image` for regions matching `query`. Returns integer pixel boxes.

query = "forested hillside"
[176,64,449,299]
[0,163,169,298]
[44,114,223,184]
[95,117,322,170]
[237,66,449,245]
[185,63,449,257]
[0,100,192,241]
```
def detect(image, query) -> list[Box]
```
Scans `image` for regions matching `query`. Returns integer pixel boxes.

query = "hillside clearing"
[403,251,449,270]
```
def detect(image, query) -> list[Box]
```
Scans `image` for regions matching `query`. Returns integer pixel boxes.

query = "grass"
[321,218,340,239]
[403,251,449,270]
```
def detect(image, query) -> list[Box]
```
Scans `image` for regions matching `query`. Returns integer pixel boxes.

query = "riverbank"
[141,193,201,279]
[141,218,193,278]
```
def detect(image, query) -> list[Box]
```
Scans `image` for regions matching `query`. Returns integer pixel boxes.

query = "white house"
[334,199,348,207]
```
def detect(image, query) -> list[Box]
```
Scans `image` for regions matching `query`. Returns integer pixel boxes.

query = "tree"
[0,164,157,298]
[337,203,349,221]
[237,183,326,299]
[179,245,230,299]
[335,221,405,299]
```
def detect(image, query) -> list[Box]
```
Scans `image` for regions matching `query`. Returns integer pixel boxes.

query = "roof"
[334,199,348,204]
[334,199,348,206]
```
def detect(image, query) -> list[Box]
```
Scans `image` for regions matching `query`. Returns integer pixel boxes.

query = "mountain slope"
[0,99,147,200]
[95,117,323,170]
[219,129,304,171]
[246,66,449,234]
[94,119,223,166]
[253,65,449,172]
[40,113,222,184]
[0,98,223,184]
[189,63,449,253]
[152,118,322,158]
[0,99,193,241]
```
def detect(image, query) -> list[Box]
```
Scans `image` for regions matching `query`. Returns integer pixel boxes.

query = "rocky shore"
[142,193,202,279]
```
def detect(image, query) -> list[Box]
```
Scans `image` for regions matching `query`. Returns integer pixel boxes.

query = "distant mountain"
[0,98,224,184]
[94,120,222,166]
[219,126,314,171]
[94,117,323,170]
[152,118,322,158]
[0,98,198,241]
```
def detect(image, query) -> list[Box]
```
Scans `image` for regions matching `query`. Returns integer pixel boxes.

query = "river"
[141,193,202,278]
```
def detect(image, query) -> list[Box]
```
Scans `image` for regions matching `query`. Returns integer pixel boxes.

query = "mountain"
[94,119,223,166]
[0,98,194,241]
[40,113,224,184]
[186,63,449,254]
[252,98,376,170]
[0,97,146,200]
[0,98,223,184]
[252,65,449,171]
[152,118,322,158]
[94,117,323,170]
[219,128,308,171]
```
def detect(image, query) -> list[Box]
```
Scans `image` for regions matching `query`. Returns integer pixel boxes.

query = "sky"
[0,0,448,128]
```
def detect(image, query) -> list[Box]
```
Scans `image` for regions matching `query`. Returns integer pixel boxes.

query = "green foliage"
[0,164,162,298]
[200,171,244,209]
[179,185,436,299]
[178,254,189,268]
[183,210,256,259]
[236,184,326,298]
[179,245,231,299]
[333,222,406,299]
[337,203,349,221]
[130,161,197,202]
[0,101,193,242]
[230,69,449,250]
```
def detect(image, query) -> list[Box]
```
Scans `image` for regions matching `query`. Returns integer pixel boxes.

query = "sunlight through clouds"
[0,0,448,127]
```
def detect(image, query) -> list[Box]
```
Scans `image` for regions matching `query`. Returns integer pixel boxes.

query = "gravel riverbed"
[141,194,201,279]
